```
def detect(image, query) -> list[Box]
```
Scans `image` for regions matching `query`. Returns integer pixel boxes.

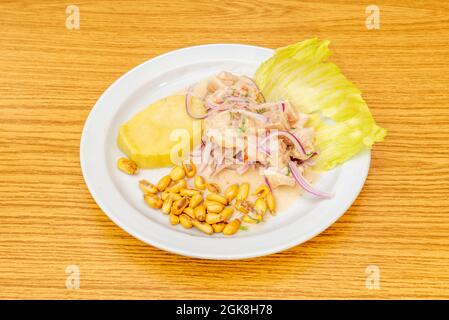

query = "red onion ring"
[260,130,306,155]
[288,161,333,198]
[264,175,273,193]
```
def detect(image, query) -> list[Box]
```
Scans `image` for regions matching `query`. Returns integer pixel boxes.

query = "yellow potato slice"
[117,94,204,168]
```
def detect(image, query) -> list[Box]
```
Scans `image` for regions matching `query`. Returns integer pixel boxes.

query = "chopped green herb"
[239,226,248,231]
[238,116,247,133]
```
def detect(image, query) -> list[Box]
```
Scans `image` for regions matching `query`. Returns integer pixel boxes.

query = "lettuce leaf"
[254,38,386,171]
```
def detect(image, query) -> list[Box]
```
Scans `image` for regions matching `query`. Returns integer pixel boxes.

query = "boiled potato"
[117,94,204,168]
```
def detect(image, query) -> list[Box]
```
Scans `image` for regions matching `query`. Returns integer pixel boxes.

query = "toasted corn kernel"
[192,220,213,235]
[180,188,201,197]
[266,192,276,214]
[117,157,138,175]
[206,203,224,213]
[242,214,259,224]
[170,192,182,201]
[206,193,228,205]
[189,193,203,209]
[220,207,234,221]
[242,214,263,223]
[170,214,180,225]
[251,213,263,222]
[194,176,206,190]
[161,191,169,200]
[171,197,189,215]
[235,200,253,214]
[223,219,241,235]
[169,166,185,180]
[236,182,249,201]
[167,179,187,193]
[161,197,173,214]
[182,160,196,178]
[205,213,224,225]
[254,197,267,215]
[203,199,223,207]
[179,214,193,229]
[253,185,270,198]
[194,205,206,222]
[157,175,172,192]
[212,223,226,233]
[143,194,162,209]
[224,184,239,202]
[206,182,221,193]
[183,207,195,219]
[139,179,158,194]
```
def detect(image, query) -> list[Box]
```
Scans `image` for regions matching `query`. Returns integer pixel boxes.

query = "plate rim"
[80,43,371,260]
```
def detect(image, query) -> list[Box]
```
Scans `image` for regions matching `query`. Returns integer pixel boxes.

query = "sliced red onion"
[264,175,273,193]
[258,143,270,156]
[198,142,213,173]
[303,151,318,166]
[236,163,250,175]
[281,101,286,112]
[230,109,268,123]
[235,150,244,163]
[261,130,306,155]
[288,161,333,199]
[292,151,318,166]
[303,154,317,166]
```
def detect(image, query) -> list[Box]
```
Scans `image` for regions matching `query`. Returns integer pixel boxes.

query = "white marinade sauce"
[205,167,318,214]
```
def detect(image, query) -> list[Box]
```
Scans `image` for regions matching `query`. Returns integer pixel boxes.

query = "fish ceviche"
[117,39,386,236]
[186,71,331,198]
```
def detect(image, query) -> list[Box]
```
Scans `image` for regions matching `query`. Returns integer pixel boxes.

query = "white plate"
[80,44,370,260]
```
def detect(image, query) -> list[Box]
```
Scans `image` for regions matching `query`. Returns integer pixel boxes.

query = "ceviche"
[116,39,386,236]
[186,71,331,198]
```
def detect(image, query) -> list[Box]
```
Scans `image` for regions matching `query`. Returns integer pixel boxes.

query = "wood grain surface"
[1,0,449,300]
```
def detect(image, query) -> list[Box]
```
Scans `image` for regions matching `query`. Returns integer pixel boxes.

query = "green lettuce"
[254,38,386,171]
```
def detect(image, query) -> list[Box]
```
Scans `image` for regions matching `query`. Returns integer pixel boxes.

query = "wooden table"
[1,0,448,299]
